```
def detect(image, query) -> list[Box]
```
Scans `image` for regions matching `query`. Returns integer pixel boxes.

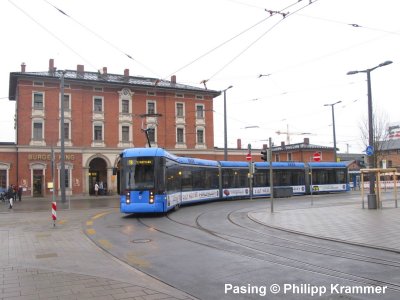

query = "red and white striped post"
[52,201,57,227]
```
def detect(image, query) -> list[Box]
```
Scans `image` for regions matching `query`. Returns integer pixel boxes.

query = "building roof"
[379,139,400,151]
[272,141,334,152]
[338,153,364,160]
[9,69,221,101]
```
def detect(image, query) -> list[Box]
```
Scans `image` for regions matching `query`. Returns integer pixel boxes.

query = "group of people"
[94,181,106,196]
[4,184,23,209]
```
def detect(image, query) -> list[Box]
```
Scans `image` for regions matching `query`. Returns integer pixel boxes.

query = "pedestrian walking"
[12,184,17,202]
[94,182,99,196]
[7,185,14,209]
[17,186,23,201]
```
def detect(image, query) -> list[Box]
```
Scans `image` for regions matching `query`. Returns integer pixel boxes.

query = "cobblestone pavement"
[0,197,194,300]
[250,192,400,252]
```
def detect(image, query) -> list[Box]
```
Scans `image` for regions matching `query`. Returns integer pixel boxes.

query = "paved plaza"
[0,196,193,300]
[1,192,399,299]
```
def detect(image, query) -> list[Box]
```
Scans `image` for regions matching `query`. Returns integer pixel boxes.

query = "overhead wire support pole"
[222,86,233,161]
[60,70,66,203]
[324,100,342,162]
[269,137,274,213]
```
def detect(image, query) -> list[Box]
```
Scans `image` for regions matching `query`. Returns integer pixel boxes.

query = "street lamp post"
[324,101,341,162]
[347,60,393,209]
[222,85,233,161]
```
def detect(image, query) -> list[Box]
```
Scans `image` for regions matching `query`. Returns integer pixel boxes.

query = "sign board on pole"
[366,145,374,156]
[313,152,321,162]
[246,153,252,161]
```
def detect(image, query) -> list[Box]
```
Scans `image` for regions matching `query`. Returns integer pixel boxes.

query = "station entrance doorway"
[32,169,43,197]
[88,157,107,195]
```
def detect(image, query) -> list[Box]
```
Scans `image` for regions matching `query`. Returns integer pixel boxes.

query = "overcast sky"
[1,0,399,153]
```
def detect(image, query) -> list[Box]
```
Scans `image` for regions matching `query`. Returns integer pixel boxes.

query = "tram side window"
[312,170,324,184]
[222,169,248,188]
[192,168,205,190]
[291,170,305,185]
[206,168,219,189]
[253,171,269,187]
[166,162,181,193]
[274,170,290,186]
[181,167,193,192]
[336,170,347,184]
[313,169,337,184]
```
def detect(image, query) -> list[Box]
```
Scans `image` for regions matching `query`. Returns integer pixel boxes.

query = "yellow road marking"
[86,220,93,226]
[97,239,113,249]
[125,252,150,268]
[92,212,109,220]
[86,228,96,235]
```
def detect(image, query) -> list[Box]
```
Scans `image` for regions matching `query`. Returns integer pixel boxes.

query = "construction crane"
[276,125,311,145]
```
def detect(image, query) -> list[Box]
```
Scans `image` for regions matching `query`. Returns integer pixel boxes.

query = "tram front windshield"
[124,157,154,190]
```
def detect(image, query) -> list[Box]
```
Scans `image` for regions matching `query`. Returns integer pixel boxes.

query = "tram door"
[32,169,43,197]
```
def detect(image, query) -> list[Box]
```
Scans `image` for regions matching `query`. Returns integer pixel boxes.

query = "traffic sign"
[313,152,321,162]
[366,145,374,156]
[246,153,252,161]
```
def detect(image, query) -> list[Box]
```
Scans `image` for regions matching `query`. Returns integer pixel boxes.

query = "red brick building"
[3,59,225,196]
[1,59,341,197]
[269,138,336,162]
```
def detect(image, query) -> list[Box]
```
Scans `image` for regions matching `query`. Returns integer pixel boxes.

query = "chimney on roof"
[237,139,242,149]
[304,137,310,145]
[21,62,26,73]
[49,58,56,73]
[262,144,268,150]
[102,67,107,75]
[77,64,84,76]
[171,75,176,84]
[281,141,285,147]
[124,68,129,77]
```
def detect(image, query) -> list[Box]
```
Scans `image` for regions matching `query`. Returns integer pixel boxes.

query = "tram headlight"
[149,191,154,204]
[126,191,131,204]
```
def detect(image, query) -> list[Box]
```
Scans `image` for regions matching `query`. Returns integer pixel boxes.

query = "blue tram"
[119,148,350,214]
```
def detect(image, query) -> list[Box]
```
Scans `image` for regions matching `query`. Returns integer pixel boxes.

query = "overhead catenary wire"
[166,0,303,80]
[8,0,98,70]
[203,0,322,85]
[42,0,161,78]
[297,13,400,36]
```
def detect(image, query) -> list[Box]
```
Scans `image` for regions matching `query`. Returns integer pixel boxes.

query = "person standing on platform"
[94,182,99,196]
[7,185,14,209]
[17,186,23,201]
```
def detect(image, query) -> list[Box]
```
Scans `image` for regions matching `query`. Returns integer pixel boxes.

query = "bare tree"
[359,107,391,168]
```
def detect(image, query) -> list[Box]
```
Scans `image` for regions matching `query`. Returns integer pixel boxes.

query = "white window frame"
[93,122,104,141]
[32,119,44,140]
[33,92,44,110]
[146,100,156,115]
[196,104,205,119]
[60,93,71,112]
[176,102,185,118]
[196,128,205,144]
[176,127,185,144]
[287,152,293,161]
[93,96,104,112]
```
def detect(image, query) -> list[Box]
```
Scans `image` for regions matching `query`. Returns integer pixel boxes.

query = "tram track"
[135,201,400,294]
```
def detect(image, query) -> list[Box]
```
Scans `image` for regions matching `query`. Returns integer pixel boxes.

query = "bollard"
[52,201,57,227]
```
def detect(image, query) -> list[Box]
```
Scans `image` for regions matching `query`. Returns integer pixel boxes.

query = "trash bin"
[273,187,293,198]
[367,194,377,209]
